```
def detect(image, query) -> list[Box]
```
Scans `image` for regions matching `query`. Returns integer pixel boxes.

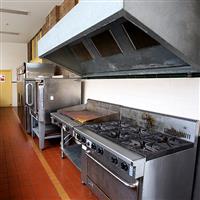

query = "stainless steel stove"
[73,102,199,200]
[82,118,193,160]
[51,99,200,200]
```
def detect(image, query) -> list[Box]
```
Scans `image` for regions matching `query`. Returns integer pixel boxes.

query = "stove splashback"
[78,99,199,143]
[38,0,200,78]
[120,106,199,143]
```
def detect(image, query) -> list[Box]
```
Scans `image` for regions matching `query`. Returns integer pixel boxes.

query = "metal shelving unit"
[31,113,61,149]
[32,124,61,139]
[60,125,81,170]
[62,144,81,170]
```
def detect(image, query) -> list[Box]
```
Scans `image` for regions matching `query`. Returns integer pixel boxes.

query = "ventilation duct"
[38,0,200,78]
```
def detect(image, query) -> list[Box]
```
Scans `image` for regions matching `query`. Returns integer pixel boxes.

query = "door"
[17,80,26,129]
[0,70,12,107]
[193,137,200,200]
[86,156,139,200]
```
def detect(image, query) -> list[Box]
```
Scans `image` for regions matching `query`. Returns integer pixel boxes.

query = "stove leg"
[81,148,87,184]
[61,151,64,158]
[81,181,86,185]
[61,126,64,158]
[31,115,34,137]
[39,121,45,150]
[31,115,35,137]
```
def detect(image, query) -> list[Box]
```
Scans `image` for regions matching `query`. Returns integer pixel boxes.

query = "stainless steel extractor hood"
[38,0,200,78]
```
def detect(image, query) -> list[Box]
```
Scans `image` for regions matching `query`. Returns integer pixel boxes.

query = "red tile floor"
[0,108,97,200]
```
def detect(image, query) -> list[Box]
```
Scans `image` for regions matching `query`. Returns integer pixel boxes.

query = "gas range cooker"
[51,99,199,200]
[74,116,195,179]
[83,118,193,160]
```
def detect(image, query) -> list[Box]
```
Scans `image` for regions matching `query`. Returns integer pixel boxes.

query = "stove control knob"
[97,147,104,155]
[91,143,96,150]
[63,126,70,132]
[121,162,128,171]
[111,156,118,165]
[76,134,81,140]
[65,126,70,132]
[86,141,90,147]
[81,137,86,144]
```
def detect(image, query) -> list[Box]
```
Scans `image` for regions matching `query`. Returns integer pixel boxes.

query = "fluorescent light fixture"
[0,31,20,35]
[0,8,29,15]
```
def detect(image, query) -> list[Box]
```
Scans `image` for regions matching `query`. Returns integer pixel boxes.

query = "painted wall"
[84,78,200,120]
[0,42,27,106]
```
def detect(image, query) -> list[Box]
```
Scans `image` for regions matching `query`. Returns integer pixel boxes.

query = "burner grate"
[83,119,193,160]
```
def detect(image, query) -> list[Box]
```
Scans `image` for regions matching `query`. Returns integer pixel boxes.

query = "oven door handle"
[26,83,34,106]
[51,117,56,124]
[86,152,139,189]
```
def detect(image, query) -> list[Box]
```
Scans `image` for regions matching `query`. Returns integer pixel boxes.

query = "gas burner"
[128,126,141,134]
[118,136,130,142]
[82,118,193,160]
[130,140,142,147]
[108,121,119,124]
[122,139,142,148]
[167,137,185,146]
[99,125,116,131]
[140,128,149,135]
[145,142,166,152]
[87,124,100,131]
[98,129,119,139]
[103,121,119,127]
[153,134,169,143]
[102,130,120,138]
[109,130,119,138]
[120,122,131,128]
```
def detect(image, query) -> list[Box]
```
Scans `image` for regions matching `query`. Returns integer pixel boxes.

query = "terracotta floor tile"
[0,168,7,175]
[9,188,22,199]
[0,177,8,186]
[21,186,36,200]
[0,183,9,192]
[0,108,97,200]
[0,190,10,200]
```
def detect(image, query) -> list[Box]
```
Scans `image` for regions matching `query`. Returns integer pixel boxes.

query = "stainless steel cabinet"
[193,137,200,200]
[31,78,81,150]
[17,63,56,132]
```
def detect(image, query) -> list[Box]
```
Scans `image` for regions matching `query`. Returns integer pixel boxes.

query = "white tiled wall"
[84,78,200,120]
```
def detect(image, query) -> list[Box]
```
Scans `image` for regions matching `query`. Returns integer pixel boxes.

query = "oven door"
[84,152,141,200]
[193,136,200,200]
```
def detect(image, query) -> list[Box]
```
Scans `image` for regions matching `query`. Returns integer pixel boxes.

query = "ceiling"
[0,0,62,43]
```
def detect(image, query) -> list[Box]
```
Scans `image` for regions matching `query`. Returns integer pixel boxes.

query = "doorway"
[0,70,12,107]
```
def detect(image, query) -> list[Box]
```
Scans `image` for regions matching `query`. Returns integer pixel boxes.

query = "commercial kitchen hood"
[38,0,200,78]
